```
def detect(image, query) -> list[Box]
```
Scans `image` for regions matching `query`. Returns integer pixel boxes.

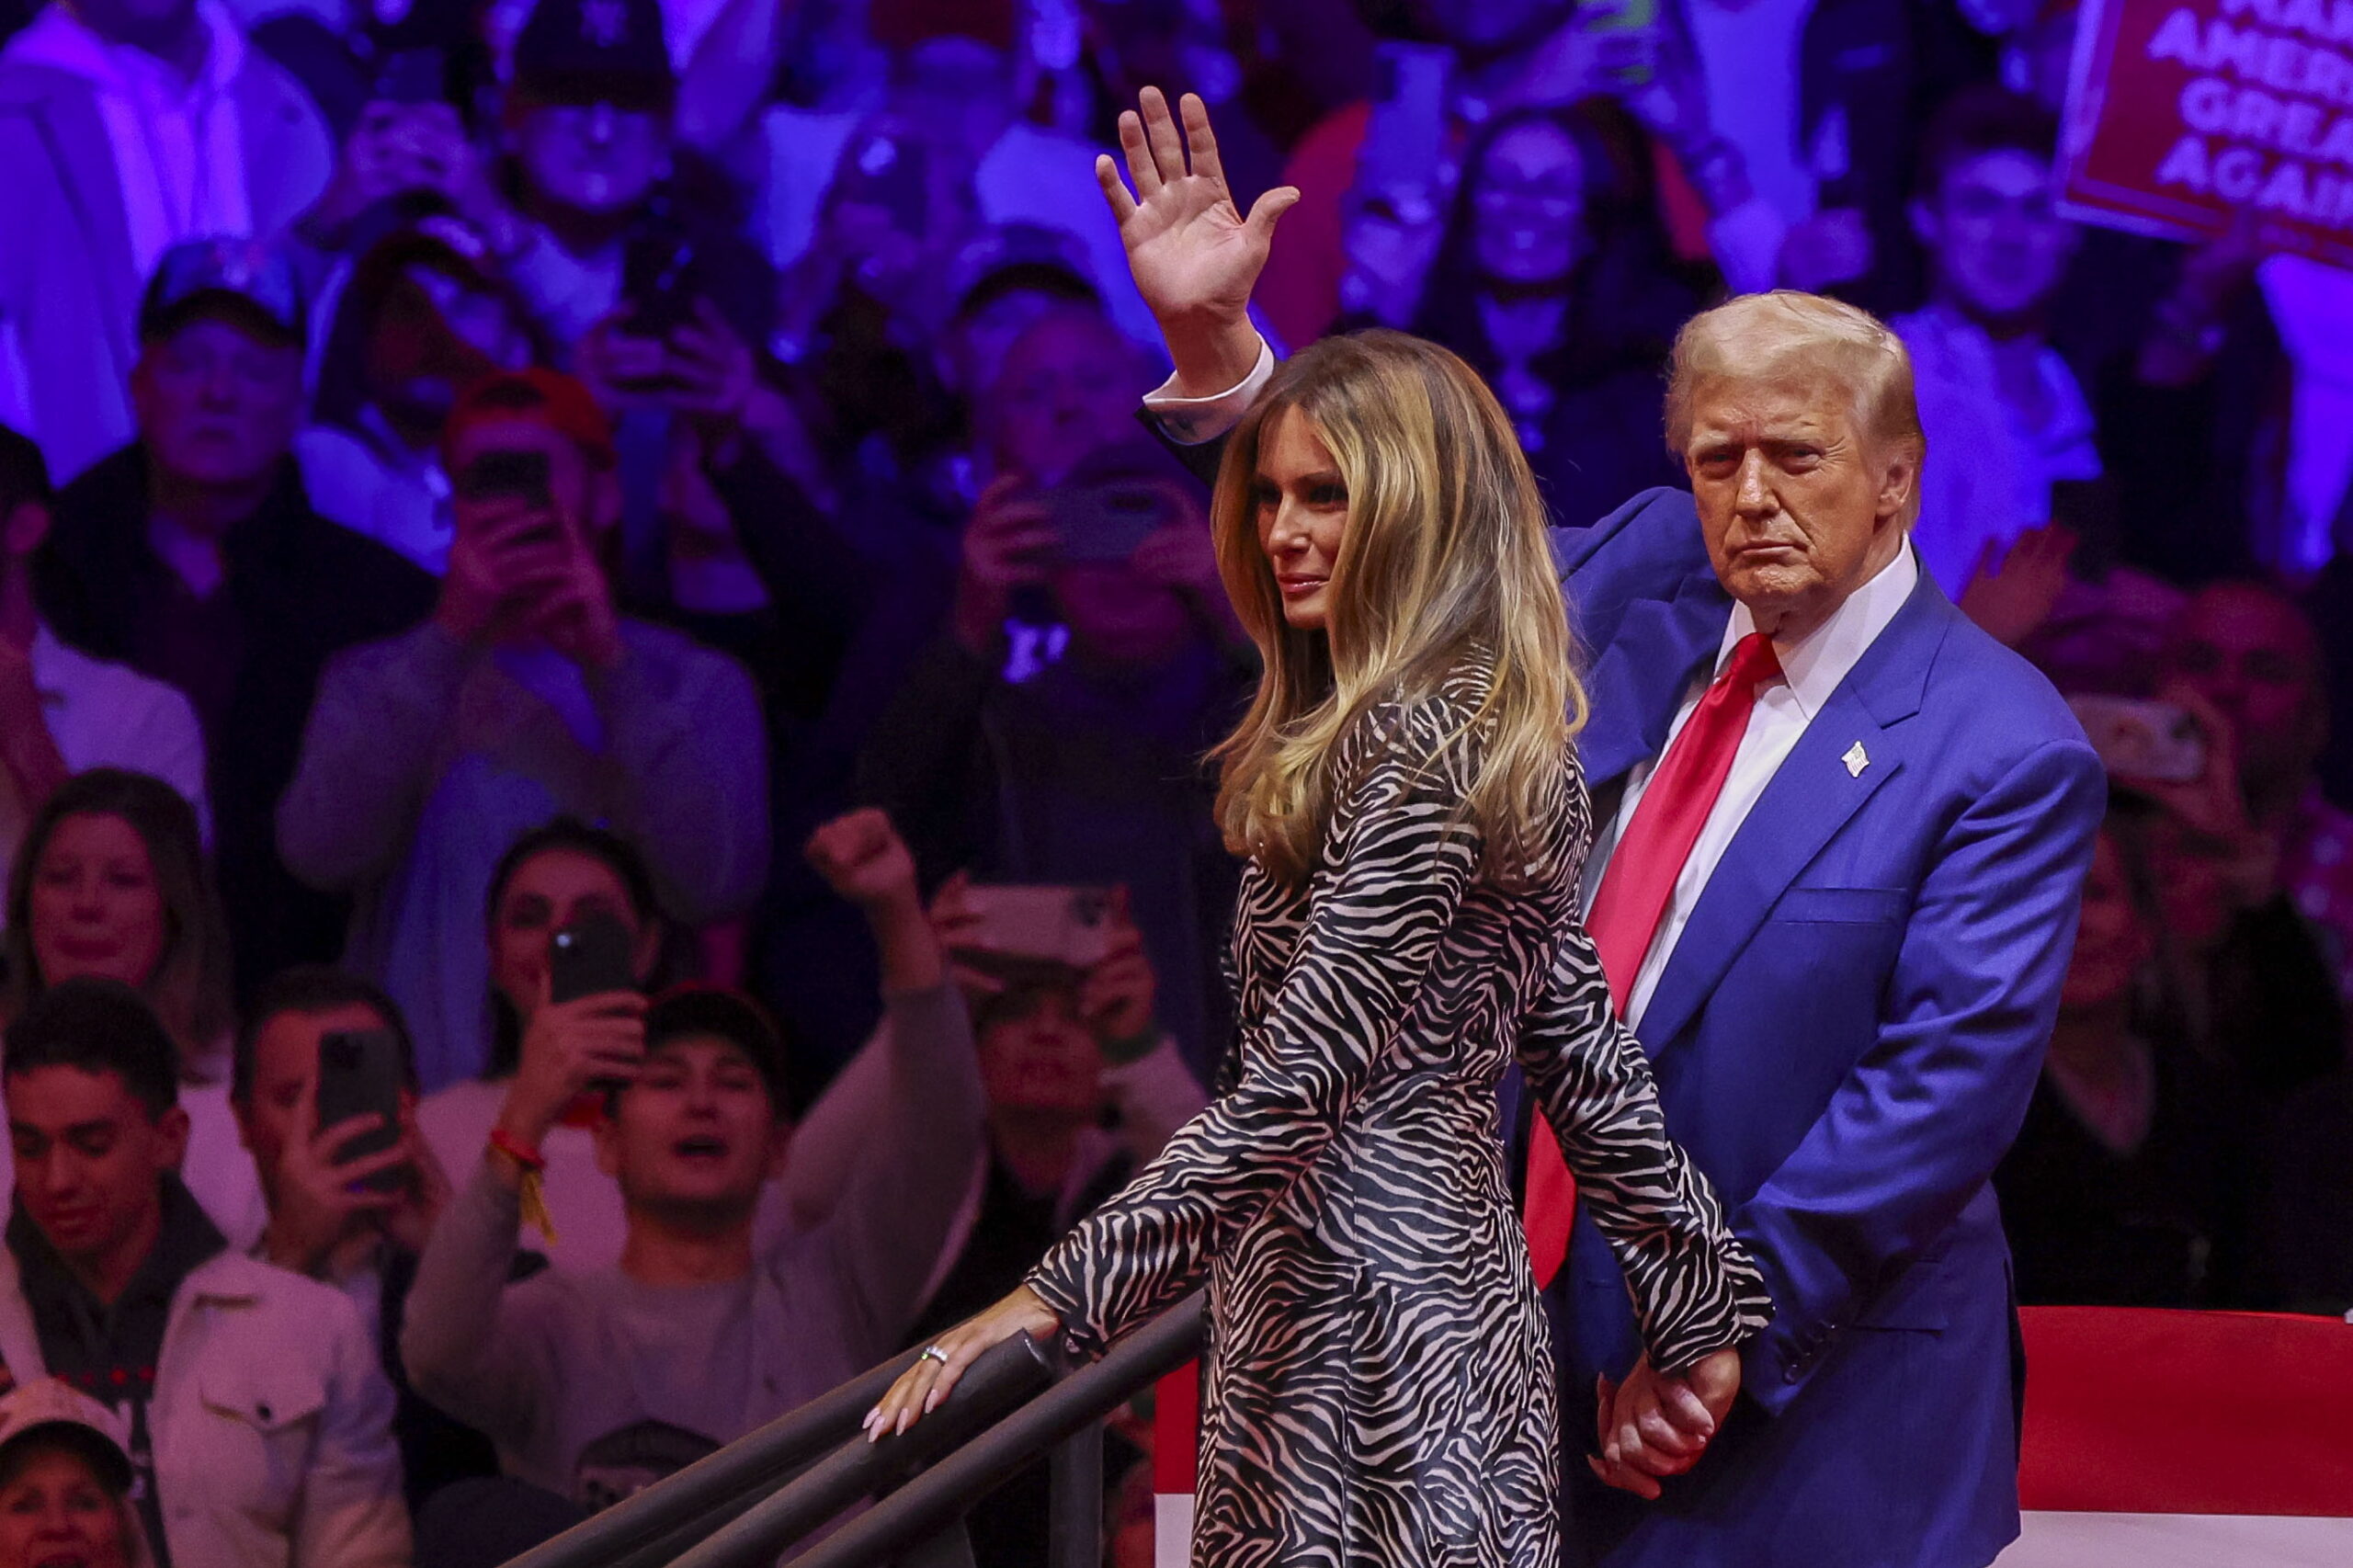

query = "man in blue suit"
[1102,89,2103,1568]
[1543,291,2103,1568]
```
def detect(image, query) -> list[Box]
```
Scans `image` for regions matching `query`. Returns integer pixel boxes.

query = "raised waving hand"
[1097,87,1296,397]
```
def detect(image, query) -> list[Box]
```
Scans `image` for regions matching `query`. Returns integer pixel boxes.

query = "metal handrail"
[499,1343,970,1568]
[661,1331,1063,1568]
[764,1296,1205,1568]
[496,1292,1207,1568]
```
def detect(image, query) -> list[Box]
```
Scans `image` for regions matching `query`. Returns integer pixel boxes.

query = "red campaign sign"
[2059,0,2353,267]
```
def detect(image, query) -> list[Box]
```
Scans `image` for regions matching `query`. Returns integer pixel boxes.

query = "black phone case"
[550,909,639,1004]
[315,1028,408,1194]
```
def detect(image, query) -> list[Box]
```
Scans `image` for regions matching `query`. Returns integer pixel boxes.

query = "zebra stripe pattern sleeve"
[1518,921,1776,1374]
[1025,694,1485,1355]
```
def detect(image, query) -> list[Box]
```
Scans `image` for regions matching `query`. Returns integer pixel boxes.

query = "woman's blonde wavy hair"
[1210,330,1585,888]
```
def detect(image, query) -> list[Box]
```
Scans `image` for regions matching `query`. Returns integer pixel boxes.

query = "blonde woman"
[866,96,1771,1566]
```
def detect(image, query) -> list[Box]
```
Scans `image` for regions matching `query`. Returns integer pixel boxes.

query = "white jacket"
[0,1247,411,1568]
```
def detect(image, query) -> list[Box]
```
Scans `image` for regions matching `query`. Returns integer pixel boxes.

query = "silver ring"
[919,1346,949,1366]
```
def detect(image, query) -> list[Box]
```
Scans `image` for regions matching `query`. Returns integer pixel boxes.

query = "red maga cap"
[441,367,618,472]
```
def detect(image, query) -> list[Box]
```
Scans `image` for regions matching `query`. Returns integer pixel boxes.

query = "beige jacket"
[0,1248,410,1568]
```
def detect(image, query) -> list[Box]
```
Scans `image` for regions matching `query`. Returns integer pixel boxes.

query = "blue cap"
[138,235,306,347]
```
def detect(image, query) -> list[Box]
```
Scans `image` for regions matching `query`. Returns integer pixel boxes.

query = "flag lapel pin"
[1843,741,1870,778]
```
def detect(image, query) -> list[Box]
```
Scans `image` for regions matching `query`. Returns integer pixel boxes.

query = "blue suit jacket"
[1551,489,2103,1568]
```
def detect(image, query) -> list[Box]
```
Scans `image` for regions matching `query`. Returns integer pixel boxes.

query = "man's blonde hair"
[1209,330,1582,889]
[1664,290,1927,471]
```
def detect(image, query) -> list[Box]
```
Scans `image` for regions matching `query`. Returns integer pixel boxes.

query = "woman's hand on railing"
[865,1287,1063,1441]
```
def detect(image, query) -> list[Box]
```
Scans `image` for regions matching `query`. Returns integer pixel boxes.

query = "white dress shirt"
[1142,337,1279,439]
[1587,544,1920,1030]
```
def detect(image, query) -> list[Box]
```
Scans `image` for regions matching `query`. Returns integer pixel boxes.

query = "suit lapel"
[1578,571,1733,794]
[1630,571,1953,1053]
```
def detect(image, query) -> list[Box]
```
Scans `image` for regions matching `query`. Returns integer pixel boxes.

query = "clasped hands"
[1586,1346,1742,1501]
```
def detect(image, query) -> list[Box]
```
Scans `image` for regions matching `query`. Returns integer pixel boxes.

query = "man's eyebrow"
[8,1119,114,1140]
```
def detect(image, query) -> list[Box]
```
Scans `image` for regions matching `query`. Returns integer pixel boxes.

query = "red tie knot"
[1721,631,1782,692]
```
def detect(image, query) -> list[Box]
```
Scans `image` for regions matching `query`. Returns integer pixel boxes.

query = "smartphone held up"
[551,908,642,1092]
[316,1028,411,1196]
[1037,438,1197,566]
[2070,695,2207,784]
[947,885,1117,986]
[551,908,639,1004]
[456,448,553,511]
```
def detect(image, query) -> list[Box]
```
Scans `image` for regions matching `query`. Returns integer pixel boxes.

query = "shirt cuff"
[1141,337,1276,446]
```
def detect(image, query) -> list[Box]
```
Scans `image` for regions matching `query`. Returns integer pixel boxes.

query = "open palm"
[1097,88,1297,332]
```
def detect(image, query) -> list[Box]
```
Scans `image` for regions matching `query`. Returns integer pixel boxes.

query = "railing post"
[1047,1420,1104,1568]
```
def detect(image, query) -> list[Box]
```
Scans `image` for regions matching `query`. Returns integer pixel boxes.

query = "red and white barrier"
[1998,1307,2353,1565]
[1147,1308,2353,1568]
[1151,1362,1199,1568]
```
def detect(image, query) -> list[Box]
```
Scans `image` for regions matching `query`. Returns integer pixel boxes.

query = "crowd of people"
[0,0,2344,1562]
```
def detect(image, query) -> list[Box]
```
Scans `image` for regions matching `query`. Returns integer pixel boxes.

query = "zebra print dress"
[1025,661,1773,1568]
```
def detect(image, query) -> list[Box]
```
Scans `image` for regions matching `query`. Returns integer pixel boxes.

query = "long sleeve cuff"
[1141,338,1277,446]
[1022,1258,1099,1358]
[1643,1232,1776,1378]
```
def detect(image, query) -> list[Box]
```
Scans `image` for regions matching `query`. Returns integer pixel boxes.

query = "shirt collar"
[1716,540,1920,722]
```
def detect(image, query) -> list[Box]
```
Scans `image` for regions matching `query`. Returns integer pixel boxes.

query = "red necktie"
[1524,631,1783,1287]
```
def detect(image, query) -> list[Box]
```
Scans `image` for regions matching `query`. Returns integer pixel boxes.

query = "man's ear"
[3,500,51,560]
[154,1104,192,1171]
[593,1114,622,1179]
[1876,437,1923,527]
[763,1119,793,1183]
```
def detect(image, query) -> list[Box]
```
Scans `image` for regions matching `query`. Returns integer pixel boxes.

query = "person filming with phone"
[399,805,983,1528]
[232,966,524,1511]
[858,302,1253,1079]
[295,46,505,270]
[0,979,409,1568]
[461,0,775,359]
[278,367,768,1095]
